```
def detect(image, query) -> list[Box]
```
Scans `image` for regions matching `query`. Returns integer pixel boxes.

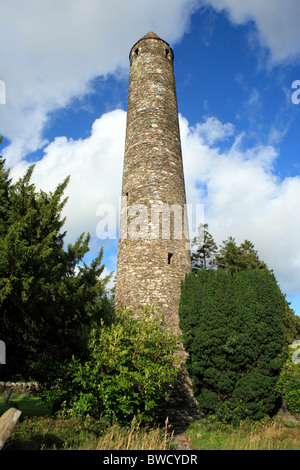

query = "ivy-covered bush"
[42,306,181,424]
[179,269,288,423]
[275,343,300,415]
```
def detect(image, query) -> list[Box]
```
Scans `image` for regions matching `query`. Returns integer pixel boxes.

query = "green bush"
[41,306,181,424]
[179,269,287,423]
[275,343,300,415]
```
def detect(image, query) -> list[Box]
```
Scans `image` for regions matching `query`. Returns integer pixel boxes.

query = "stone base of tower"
[153,366,203,432]
[115,238,191,337]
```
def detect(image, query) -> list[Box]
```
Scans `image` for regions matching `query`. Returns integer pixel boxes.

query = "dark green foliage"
[192,225,300,344]
[275,344,300,415]
[215,237,268,272]
[0,156,112,382]
[283,302,300,343]
[179,269,287,422]
[40,306,181,424]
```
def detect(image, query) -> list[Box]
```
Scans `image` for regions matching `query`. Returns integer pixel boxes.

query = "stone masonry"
[115,32,191,335]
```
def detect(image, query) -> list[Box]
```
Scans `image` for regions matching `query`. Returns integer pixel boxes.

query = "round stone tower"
[115,32,191,335]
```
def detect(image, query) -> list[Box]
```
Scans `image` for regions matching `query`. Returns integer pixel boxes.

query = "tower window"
[168,253,174,265]
[165,48,171,59]
[135,48,139,56]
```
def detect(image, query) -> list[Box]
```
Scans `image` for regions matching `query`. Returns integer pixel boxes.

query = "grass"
[94,417,174,451]
[0,390,174,450]
[4,415,174,450]
[0,392,52,418]
[1,390,299,450]
[186,415,300,450]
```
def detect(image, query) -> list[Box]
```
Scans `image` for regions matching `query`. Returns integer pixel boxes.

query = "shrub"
[179,269,287,422]
[42,306,181,424]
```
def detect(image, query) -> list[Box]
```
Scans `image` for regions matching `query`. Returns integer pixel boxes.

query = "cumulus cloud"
[206,0,300,64]
[192,116,235,146]
[179,114,300,296]
[10,109,126,246]
[0,0,199,163]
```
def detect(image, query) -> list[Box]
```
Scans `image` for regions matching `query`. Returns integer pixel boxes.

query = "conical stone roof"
[130,31,170,55]
[141,31,162,40]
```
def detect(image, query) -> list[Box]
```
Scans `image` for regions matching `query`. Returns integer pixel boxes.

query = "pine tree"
[191,223,217,271]
[215,237,268,272]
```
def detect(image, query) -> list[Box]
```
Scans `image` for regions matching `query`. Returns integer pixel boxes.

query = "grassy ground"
[4,414,174,450]
[1,391,174,450]
[1,391,299,450]
[0,392,52,418]
[186,415,300,450]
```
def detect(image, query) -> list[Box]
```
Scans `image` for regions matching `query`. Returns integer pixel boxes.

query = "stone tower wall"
[115,33,191,335]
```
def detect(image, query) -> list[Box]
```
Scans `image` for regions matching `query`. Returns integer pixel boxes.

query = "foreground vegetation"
[0,389,175,450]
[186,415,300,450]
[2,392,299,450]
[5,415,174,451]
[1,389,299,450]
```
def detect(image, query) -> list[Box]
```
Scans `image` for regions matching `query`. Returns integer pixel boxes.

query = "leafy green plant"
[275,344,300,415]
[42,306,181,424]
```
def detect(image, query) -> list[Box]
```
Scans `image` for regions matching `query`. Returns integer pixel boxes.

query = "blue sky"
[1,0,300,316]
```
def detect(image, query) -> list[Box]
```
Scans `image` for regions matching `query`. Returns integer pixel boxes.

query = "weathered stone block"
[0,408,22,450]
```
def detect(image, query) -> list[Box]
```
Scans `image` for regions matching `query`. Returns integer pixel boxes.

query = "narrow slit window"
[135,48,139,56]
[168,253,173,265]
[165,48,171,60]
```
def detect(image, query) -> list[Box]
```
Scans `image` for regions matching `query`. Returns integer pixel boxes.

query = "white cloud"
[0,0,199,164]
[193,116,235,145]
[180,114,300,296]
[10,109,127,245]
[206,0,300,64]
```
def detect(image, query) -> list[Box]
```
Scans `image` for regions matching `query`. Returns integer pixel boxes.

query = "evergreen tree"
[191,224,300,345]
[191,223,217,271]
[0,139,12,238]
[0,156,112,381]
[215,237,268,272]
[179,269,288,422]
